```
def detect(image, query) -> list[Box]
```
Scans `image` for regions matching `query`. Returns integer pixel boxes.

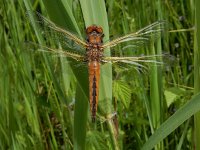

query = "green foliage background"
[1,0,199,150]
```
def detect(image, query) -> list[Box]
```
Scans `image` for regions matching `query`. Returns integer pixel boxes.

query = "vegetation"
[0,0,199,149]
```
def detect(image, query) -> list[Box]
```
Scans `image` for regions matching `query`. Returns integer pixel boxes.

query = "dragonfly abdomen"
[88,61,100,122]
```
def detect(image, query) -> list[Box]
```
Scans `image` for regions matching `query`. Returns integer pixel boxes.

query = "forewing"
[26,11,87,52]
[102,21,166,49]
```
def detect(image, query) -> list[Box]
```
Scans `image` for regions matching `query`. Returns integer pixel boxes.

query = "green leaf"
[113,80,131,108]
[164,87,186,107]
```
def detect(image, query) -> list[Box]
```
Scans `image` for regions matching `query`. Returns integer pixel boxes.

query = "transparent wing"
[26,41,85,61]
[102,53,176,72]
[102,55,160,71]
[103,55,164,64]
[26,11,88,52]
[102,21,166,49]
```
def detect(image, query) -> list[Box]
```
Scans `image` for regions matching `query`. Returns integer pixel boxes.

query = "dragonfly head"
[86,25,104,44]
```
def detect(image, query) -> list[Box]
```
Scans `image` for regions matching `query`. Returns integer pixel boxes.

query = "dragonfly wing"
[103,55,164,64]
[27,42,85,61]
[101,57,149,75]
[102,21,166,49]
[102,53,176,72]
[26,11,88,52]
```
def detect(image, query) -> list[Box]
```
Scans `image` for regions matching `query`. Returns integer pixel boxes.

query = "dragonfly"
[28,12,167,122]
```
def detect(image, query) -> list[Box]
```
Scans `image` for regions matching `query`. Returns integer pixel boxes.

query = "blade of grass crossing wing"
[148,0,165,149]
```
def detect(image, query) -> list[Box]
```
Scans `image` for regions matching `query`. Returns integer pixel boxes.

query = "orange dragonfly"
[28,12,166,122]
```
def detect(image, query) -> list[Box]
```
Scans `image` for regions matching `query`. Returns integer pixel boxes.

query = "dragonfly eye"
[86,25,103,34]
[86,26,93,34]
[96,27,103,33]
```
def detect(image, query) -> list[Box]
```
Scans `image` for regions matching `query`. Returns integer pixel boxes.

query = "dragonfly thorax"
[85,48,103,62]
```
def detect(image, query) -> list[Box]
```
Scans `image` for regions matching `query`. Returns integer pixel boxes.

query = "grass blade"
[142,93,200,150]
[194,0,200,148]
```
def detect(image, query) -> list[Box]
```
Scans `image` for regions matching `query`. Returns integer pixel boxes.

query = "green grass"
[194,0,200,149]
[0,0,198,149]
